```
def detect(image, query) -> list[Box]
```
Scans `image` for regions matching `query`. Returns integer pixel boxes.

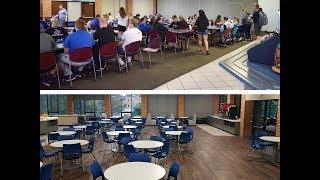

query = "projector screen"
[67,2,81,21]
[258,0,280,32]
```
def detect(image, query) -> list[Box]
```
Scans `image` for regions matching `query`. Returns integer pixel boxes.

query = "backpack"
[259,11,268,26]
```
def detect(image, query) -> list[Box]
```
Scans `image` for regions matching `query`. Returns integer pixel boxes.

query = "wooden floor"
[43,126,280,180]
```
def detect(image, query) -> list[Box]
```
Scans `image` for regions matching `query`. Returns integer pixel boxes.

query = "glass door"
[252,100,278,135]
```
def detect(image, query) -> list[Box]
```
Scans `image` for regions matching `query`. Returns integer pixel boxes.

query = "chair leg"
[148,52,151,68]
[92,59,97,80]
[82,157,84,172]
[178,143,181,154]
[125,53,128,74]
[60,158,63,175]
[55,63,61,88]
[99,55,103,78]
[68,61,72,87]
[140,49,144,68]
[160,48,164,63]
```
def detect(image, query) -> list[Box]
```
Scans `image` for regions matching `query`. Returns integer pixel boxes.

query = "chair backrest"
[161,141,170,154]
[102,131,109,141]
[88,138,95,150]
[165,31,177,43]
[149,37,161,49]
[118,133,130,142]
[48,133,59,142]
[69,47,93,63]
[167,161,181,180]
[40,163,53,180]
[92,121,100,129]
[125,41,141,54]
[62,143,82,159]
[128,153,151,162]
[150,135,163,142]
[255,131,269,137]
[121,136,133,145]
[223,28,232,37]
[149,30,160,39]
[179,132,191,142]
[58,135,74,141]
[124,144,136,157]
[169,125,178,131]
[86,126,96,134]
[90,161,104,180]
[100,42,117,57]
[163,127,174,132]
[115,127,125,131]
[182,124,187,131]
[40,51,56,71]
[74,130,82,139]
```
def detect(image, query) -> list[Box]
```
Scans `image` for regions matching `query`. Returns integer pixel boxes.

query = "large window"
[74,99,105,117]
[111,95,141,116]
[40,95,67,115]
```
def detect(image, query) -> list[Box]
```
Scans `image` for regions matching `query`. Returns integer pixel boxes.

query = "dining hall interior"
[40,0,280,90]
[40,94,280,179]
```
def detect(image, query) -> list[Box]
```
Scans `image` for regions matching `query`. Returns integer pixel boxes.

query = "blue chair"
[92,121,100,133]
[90,161,105,180]
[124,144,137,159]
[133,128,141,140]
[255,131,274,147]
[63,128,74,131]
[182,124,187,131]
[169,125,178,131]
[61,143,83,175]
[40,142,58,160]
[101,132,115,153]
[58,135,74,141]
[246,135,266,161]
[167,161,181,180]
[163,127,174,131]
[115,127,125,131]
[115,123,123,128]
[86,126,96,138]
[160,131,173,142]
[40,150,44,162]
[68,125,74,128]
[121,136,133,145]
[82,138,96,161]
[150,135,164,142]
[48,133,59,143]
[117,133,131,145]
[40,163,53,180]
[186,127,196,150]
[178,132,192,154]
[74,130,82,139]
[151,141,170,164]
[128,153,151,162]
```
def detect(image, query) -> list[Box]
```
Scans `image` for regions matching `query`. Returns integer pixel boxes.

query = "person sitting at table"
[195,10,210,55]
[223,17,234,29]
[169,15,177,23]
[90,15,101,30]
[214,15,223,26]
[116,7,129,36]
[40,17,49,30]
[169,16,179,28]
[92,17,116,71]
[135,14,141,20]
[177,16,189,29]
[232,16,241,40]
[40,23,57,87]
[152,16,168,43]
[56,19,95,81]
[45,19,68,42]
[117,18,142,68]
[73,17,89,32]
[139,17,152,44]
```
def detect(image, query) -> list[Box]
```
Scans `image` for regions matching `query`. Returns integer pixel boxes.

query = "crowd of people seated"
[40,3,266,87]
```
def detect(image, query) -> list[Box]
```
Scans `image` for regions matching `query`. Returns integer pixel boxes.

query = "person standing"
[116,7,129,36]
[54,4,68,27]
[195,10,210,55]
[241,9,252,41]
[252,3,261,40]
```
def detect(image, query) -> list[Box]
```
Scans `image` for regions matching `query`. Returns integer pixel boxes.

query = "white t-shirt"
[224,20,234,29]
[116,14,128,27]
[122,27,142,50]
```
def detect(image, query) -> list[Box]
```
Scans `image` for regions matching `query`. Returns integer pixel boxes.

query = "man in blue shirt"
[57,19,95,81]
[54,4,68,27]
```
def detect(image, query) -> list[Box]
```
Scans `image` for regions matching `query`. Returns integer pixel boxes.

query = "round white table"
[170,121,178,124]
[131,119,142,121]
[73,125,87,130]
[129,140,164,150]
[49,131,76,136]
[40,161,43,168]
[157,116,166,119]
[50,140,89,148]
[165,131,186,136]
[104,162,166,180]
[260,136,280,165]
[163,125,183,129]
[106,131,132,136]
[259,136,280,143]
[132,116,142,119]
[123,125,137,130]
[135,122,143,124]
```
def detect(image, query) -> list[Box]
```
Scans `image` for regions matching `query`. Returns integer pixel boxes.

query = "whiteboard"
[67,2,81,22]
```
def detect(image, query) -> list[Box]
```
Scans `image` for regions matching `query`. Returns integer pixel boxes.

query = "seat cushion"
[44,151,58,157]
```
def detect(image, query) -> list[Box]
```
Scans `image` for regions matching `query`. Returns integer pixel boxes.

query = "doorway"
[252,100,278,135]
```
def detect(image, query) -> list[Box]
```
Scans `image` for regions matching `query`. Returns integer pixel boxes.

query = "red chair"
[119,41,143,73]
[69,47,96,86]
[149,30,160,40]
[99,42,119,77]
[222,28,233,46]
[142,37,164,68]
[40,51,61,88]
[164,31,181,53]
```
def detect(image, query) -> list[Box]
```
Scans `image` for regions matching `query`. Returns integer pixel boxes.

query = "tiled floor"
[154,39,261,90]
[196,124,234,136]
